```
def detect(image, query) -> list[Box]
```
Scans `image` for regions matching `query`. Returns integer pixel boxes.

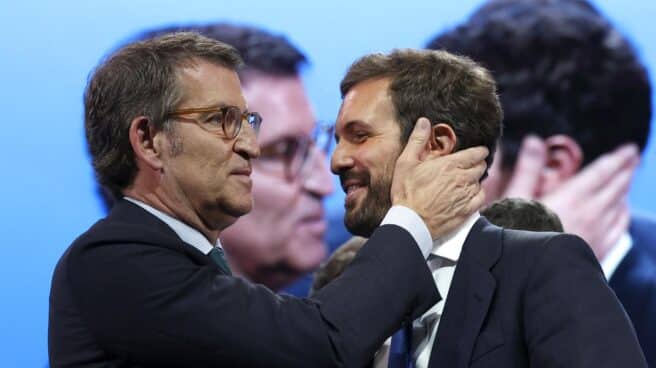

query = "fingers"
[424,149,487,186]
[503,135,546,198]
[431,182,484,239]
[584,162,635,215]
[398,117,431,164]
[566,144,639,195]
[456,161,487,185]
[466,183,486,214]
[433,145,489,168]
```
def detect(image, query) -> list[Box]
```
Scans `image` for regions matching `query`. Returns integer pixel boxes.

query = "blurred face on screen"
[331,78,403,237]
[220,74,333,290]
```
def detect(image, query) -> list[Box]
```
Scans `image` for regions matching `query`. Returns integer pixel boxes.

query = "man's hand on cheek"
[391,117,488,239]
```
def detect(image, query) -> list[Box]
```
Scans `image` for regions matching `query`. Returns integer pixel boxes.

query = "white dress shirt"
[412,212,480,368]
[374,212,480,368]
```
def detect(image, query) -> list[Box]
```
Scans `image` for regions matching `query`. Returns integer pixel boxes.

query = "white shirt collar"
[600,231,633,280]
[430,212,480,262]
[123,197,219,255]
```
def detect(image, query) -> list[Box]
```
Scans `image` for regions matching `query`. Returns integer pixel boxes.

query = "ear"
[128,116,164,171]
[538,135,583,194]
[429,123,457,156]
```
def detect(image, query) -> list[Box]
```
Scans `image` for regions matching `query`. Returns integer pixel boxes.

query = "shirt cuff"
[380,205,432,259]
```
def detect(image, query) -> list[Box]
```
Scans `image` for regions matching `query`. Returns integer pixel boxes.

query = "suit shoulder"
[499,229,597,270]
[502,228,587,250]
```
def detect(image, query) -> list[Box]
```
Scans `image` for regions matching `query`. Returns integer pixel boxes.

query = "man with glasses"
[136,24,334,294]
[49,32,490,367]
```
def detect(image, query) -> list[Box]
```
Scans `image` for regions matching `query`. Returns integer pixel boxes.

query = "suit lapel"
[102,200,220,272]
[428,218,502,368]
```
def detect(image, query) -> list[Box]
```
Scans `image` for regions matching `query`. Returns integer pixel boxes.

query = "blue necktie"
[388,322,414,368]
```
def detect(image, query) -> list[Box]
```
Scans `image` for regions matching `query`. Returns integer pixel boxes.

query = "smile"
[344,185,366,207]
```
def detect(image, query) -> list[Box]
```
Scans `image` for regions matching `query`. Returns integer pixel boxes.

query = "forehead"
[337,78,396,130]
[242,74,315,143]
[176,59,246,110]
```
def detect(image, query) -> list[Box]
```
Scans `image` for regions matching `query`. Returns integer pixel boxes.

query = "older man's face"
[331,78,404,237]
[220,74,333,290]
[158,60,259,232]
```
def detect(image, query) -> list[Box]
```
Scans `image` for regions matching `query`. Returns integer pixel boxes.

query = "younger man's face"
[331,78,404,237]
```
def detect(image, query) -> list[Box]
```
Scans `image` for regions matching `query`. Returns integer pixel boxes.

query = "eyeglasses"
[255,123,334,182]
[168,105,262,139]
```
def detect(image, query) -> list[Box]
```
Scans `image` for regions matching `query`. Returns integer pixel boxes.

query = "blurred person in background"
[429,0,656,363]
[310,236,367,296]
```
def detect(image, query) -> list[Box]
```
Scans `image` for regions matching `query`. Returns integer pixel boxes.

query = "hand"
[391,118,488,239]
[501,136,639,260]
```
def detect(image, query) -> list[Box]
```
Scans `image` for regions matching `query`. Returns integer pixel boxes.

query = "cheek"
[246,170,302,231]
[358,143,402,182]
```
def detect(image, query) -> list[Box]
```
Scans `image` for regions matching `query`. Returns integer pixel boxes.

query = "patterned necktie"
[208,247,232,275]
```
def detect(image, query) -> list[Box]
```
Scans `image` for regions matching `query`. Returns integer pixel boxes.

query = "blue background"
[1,0,654,366]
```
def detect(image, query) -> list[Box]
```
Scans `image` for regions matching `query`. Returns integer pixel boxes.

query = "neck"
[123,186,221,245]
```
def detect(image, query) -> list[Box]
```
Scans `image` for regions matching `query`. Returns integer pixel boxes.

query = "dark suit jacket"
[610,214,656,366]
[426,217,646,368]
[49,200,439,368]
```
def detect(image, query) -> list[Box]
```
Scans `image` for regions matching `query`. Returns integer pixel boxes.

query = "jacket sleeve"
[523,234,647,368]
[67,224,439,368]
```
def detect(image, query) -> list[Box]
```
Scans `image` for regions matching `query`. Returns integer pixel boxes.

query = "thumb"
[399,117,431,163]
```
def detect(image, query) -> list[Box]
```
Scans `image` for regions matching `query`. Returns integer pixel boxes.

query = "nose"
[302,148,334,197]
[233,123,260,159]
[330,141,354,175]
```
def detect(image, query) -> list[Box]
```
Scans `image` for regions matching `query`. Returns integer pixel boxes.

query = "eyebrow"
[343,120,372,132]
[173,103,249,115]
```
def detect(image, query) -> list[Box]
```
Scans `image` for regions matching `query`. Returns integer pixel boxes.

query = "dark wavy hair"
[428,0,651,169]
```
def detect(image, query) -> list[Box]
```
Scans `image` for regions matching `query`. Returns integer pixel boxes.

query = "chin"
[227,198,254,217]
[345,210,382,238]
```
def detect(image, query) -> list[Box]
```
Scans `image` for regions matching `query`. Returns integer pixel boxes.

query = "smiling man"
[48,33,491,367]
[331,48,645,367]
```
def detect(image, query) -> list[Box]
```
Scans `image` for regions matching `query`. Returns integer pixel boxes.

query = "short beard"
[343,161,395,237]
